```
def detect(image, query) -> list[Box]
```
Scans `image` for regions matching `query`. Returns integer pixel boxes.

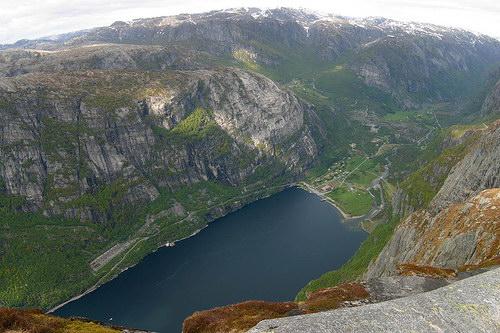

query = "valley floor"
[299,153,391,232]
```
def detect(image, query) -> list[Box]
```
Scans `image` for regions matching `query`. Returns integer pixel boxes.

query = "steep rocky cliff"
[366,188,499,277]
[0,68,317,222]
[365,121,500,278]
[347,29,499,108]
[0,66,318,308]
[481,72,500,116]
[0,44,207,76]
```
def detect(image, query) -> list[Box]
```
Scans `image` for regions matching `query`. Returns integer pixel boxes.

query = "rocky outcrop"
[248,267,500,333]
[183,275,456,333]
[366,188,500,277]
[480,70,500,116]
[390,187,413,217]
[430,121,500,212]
[0,67,317,222]
[200,69,309,152]
[365,122,500,278]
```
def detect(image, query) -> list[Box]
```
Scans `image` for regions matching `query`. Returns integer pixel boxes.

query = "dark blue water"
[55,187,366,332]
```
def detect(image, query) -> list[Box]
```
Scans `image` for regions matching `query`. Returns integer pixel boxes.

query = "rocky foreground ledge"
[0,308,151,333]
[248,267,500,333]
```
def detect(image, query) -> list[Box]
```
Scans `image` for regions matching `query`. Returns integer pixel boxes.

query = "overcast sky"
[1,0,499,44]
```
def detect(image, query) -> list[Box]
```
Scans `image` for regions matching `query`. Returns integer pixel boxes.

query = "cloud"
[0,0,499,44]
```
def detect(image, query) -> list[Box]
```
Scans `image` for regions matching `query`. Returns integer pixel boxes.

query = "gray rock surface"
[430,123,500,212]
[0,44,205,77]
[480,72,500,116]
[365,188,499,278]
[390,187,413,218]
[364,275,451,302]
[365,122,500,278]
[0,67,317,222]
[249,267,500,333]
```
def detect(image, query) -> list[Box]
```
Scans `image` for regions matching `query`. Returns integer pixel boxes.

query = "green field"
[327,186,373,216]
[344,157,381,187]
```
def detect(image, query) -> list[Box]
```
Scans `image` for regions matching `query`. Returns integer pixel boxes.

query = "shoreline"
[48,222,213,314]
[297,182,365,220]
[47,182,367,315]
[48,183,294,314]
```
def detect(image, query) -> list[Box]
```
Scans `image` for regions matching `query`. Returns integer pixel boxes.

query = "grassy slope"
[400,128,480,209]
[0,177,288,309]
[0,197,108,308]
[0,308,121,333]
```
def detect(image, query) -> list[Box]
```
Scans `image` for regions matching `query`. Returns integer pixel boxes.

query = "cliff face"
[0,44,207,76]
[0,68,317,223]
[366,188,499,277]
[430,124,500,211]
[481,74,500,117]
[365,122,500,278]
[348,33,499,108]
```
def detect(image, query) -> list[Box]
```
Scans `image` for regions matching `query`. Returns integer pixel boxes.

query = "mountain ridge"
[2,7,498,51]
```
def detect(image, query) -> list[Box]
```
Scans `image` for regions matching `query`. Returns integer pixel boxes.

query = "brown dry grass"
[182,300,298,333]
[398,264,457,278]
[0,308,64,333]
[301,282,370,313]
[0,308,120,333]
[183,282,373,333]
[402,189,500,268]
[459,256,500,271]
